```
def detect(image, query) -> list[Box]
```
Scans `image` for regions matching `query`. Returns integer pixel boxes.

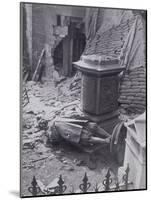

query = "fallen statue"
[46,118,127,166]
[48,121,110,145]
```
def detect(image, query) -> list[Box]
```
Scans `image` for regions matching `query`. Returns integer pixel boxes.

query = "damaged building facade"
[22,4,146,115]
[21,3,146,196]
[22,4,86,79]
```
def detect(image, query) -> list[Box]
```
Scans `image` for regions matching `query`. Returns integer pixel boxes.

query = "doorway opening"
[53,22,86,77]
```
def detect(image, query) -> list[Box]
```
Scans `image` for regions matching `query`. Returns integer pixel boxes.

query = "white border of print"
[0,0,150,200]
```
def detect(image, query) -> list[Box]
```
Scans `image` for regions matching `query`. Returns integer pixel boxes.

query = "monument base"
[83,109,120,134]
[83,109,119,122]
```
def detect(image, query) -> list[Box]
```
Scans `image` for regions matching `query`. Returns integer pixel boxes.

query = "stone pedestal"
[121,112,146,189]
[73,55,125,123]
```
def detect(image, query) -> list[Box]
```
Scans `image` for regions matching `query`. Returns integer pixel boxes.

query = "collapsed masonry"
[22,5,146,115]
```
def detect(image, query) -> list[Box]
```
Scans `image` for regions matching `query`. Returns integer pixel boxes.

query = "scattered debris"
[30,156,49,163]
[76,160,86,166]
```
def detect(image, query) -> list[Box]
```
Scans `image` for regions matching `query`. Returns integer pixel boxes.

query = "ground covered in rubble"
[21,78,136,196]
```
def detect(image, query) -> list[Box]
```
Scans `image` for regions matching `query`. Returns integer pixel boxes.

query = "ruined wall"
[31,4,66,79]
[83,8,146,114]
[25,4,85,80]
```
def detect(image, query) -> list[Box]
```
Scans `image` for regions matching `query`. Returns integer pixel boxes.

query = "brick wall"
[119,66,146,114]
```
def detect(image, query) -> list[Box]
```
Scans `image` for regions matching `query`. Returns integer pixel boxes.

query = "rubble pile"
[22,76,120,196]
[22,73,83,150]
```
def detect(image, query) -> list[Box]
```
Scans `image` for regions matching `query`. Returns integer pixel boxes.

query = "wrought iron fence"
[28,164,133,196]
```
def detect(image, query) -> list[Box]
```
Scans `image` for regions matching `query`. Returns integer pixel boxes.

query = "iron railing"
[28,164,133,196]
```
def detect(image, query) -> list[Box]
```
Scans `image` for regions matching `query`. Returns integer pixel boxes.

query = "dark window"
[57,15,61,26]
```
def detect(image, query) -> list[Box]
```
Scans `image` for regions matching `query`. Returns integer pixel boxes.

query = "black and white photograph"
[20,2,147,197]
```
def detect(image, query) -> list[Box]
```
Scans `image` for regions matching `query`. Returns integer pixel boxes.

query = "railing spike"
[57,174,67,194]
[79,172,91,193]
[103,169,112,191]
[28,176,41,196]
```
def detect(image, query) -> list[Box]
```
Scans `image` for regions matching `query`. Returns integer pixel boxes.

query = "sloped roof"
[84,16,135,58]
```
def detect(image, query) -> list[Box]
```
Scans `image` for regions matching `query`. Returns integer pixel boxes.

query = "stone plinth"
[73,55,125,122]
